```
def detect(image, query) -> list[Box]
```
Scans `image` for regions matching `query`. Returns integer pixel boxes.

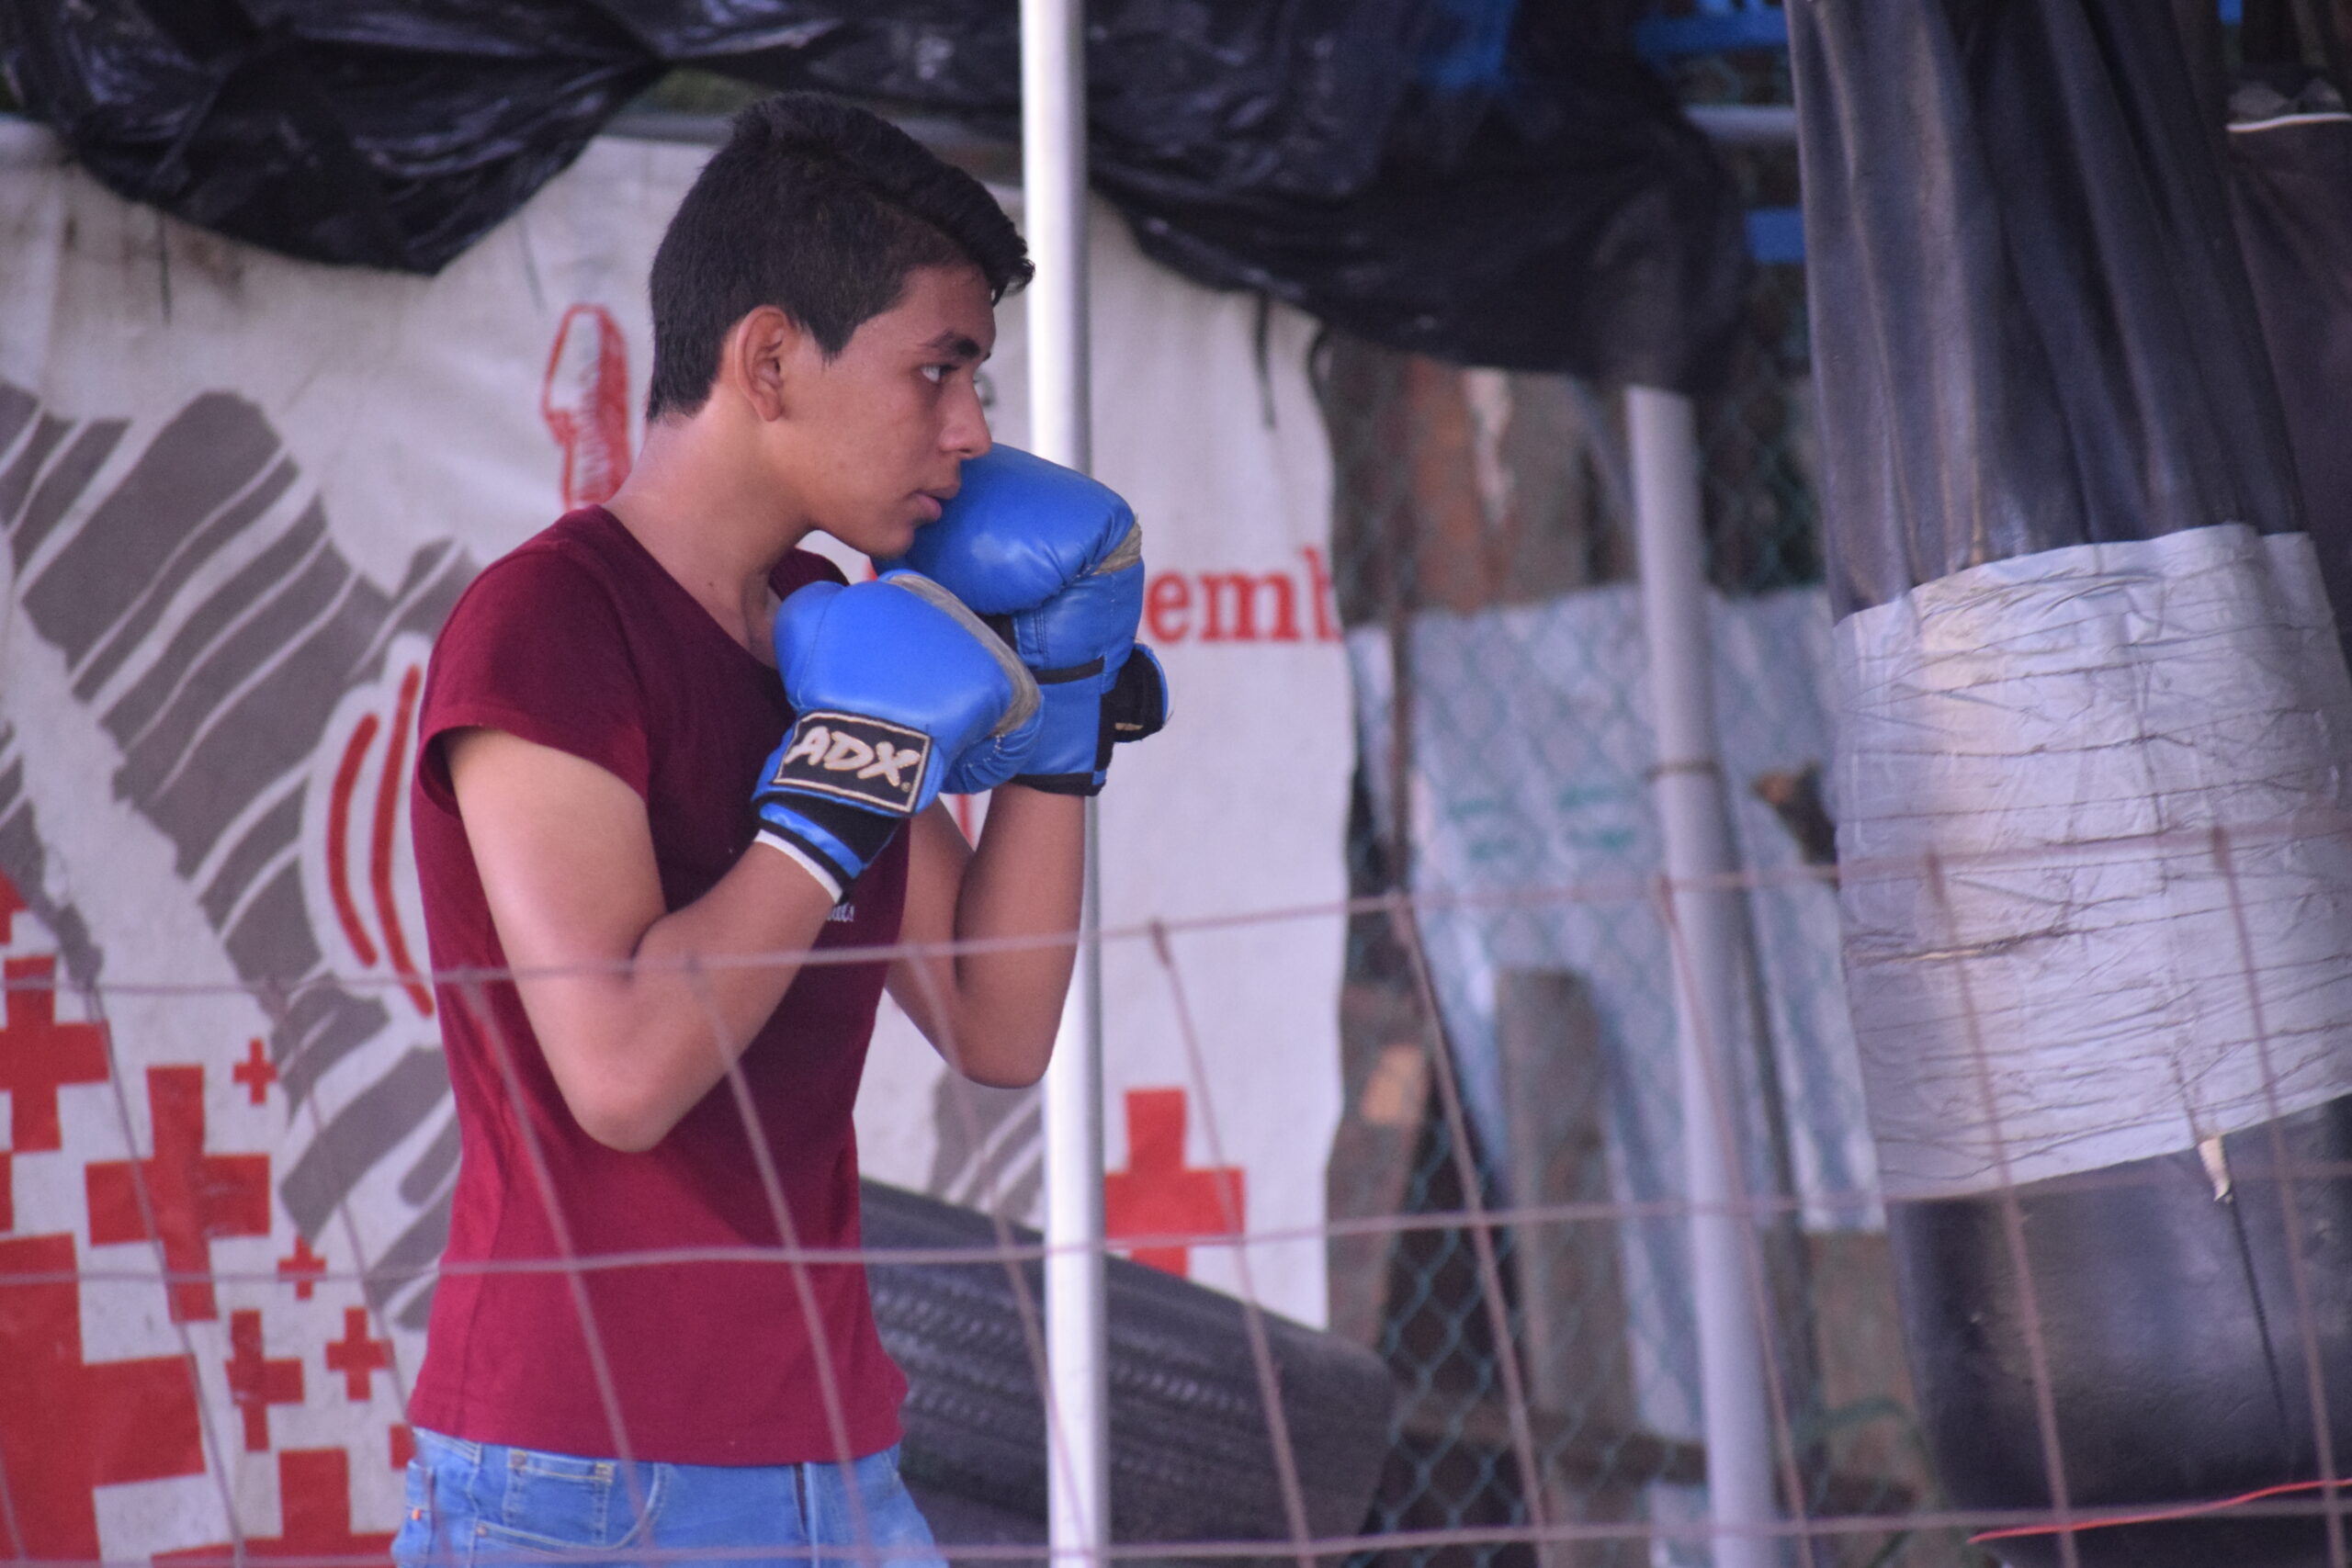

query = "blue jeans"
[392,1428,948,1568]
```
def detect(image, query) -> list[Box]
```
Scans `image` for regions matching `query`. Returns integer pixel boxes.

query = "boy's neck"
[604,416,810,663]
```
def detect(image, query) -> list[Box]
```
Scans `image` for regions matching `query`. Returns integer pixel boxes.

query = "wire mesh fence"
[1306,144,1965,1562]
[12,52,2352,1568]
[24,847,2352,1568]
[15,698,2352,1568]
[0,172,1971,1568]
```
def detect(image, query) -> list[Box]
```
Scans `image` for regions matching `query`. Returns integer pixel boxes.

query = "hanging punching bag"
[1789,3,2352,1564]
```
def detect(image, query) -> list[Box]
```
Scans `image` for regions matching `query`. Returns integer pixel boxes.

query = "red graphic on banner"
[326,1305,391,1400]
[0,1232,204,1560]
[277,1235,328,1300]
[1141,547,1342,645]
[0,953,109,1152]
[158,1448,395,1567]
[85,1066,271,1322]
[233,1037,277,1105]
[1102,1088,1245,1277]
[542,303,633,508]
[326,664,434,1019]
[225,1307,305,1451]
[0,867,28,942]
[328,713,383,971]
[390,1425,416,1471]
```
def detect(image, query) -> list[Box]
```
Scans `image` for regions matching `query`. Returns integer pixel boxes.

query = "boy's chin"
[831,519,918,566]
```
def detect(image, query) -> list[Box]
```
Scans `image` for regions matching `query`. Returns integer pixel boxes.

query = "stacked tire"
[860,1182,1396,1555]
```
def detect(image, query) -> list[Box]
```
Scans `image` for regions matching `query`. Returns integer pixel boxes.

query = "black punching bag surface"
[1895,1103,2352,1568]
[1791,2,2352,1562]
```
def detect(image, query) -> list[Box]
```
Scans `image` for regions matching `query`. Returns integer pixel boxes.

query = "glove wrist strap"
[756,832,848,903]
[756,793,902,900]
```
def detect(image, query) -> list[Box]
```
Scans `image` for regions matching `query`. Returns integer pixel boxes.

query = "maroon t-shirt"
[405,506,910,1464]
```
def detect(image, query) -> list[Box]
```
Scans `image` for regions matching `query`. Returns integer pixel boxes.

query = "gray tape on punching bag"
[1836,524,2352,1199]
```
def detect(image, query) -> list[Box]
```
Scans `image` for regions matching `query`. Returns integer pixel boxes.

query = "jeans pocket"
[477,1447,660,1556]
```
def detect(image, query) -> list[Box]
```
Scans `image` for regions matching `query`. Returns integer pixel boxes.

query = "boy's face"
[778,262,997,560]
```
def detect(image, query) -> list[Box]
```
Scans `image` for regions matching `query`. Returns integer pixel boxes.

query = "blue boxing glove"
[755,570,1040,900]
[887,446,1170,795]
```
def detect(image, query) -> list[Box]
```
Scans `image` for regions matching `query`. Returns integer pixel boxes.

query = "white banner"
[0,120,1344,1563]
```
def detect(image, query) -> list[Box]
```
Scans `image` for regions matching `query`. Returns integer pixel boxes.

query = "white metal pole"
[1020,1,1108,1564]
[1627,386,1781,1568]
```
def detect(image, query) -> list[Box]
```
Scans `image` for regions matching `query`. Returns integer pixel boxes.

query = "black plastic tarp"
[1790,0,2302,617]
[0,0,1748,388]
[2229,75,2352,609]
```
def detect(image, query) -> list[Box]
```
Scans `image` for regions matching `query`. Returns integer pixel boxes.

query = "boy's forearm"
[511,841,839,1151]
[936,785,1085,1085]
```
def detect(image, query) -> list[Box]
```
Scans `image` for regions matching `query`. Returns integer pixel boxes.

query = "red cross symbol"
[0,1233,204,1559]
[85,1065,271,1322]
[325,1305,391,1400]
[1102,1088,1245,1278]
[0,954,108,1152]
[277,1234,328,1300]
[232,1037,277,1105]
[157,1448,395,1566]
[225,1307,304,1451]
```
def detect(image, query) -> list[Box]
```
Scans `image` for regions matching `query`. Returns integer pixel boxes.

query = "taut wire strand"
[1385,892,1555,1541]
[1922,851,2084,1568]
[1650,872,1820,1562]
[1148,918,1318,1568]
[679,953,876,1562]
[444,974,649,1541]
[2211,822,2349,1568]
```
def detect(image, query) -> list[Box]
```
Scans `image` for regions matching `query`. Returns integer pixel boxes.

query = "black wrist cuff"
[1106,649,1169,744]
[775,792,902,874]
[1012,770,1103,797]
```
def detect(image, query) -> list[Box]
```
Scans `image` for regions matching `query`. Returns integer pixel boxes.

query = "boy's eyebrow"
[922,330,986,360]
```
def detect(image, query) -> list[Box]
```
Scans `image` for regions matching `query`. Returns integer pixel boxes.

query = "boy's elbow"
[952,1020,1056,1089]
[582,1115,668,1155]
[563,1081,676,1154]
[963,1059,1048,1091]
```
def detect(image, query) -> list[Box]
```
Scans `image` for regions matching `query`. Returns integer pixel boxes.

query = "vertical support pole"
[1022,2,1108,1564]
[1627,386,1780,1568]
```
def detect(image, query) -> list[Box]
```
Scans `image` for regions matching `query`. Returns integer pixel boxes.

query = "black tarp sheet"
[1790,0,2303,617]
[2229,75,2352,608]
[0,0,1748,387]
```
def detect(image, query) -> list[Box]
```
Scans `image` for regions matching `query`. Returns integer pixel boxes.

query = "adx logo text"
[770,712,930,814]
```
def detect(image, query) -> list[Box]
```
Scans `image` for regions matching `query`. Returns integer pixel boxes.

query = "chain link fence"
[1308,51,1983,1559]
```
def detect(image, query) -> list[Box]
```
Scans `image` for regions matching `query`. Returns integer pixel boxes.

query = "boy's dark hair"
[645,93,1032,420]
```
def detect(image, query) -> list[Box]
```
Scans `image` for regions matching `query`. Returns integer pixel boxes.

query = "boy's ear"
[722,306,803,423]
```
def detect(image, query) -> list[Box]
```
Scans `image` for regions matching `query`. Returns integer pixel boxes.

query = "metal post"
[1627,386,1780,1568]
[1021,1,1108,1563]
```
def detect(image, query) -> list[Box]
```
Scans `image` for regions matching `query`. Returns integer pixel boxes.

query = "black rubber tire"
[861,1180,1396,1551]
[1894,1094,2352,1568]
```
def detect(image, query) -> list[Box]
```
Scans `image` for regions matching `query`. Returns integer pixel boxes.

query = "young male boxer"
[392,94,1162,1568]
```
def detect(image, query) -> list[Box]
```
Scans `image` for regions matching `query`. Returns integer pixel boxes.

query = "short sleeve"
[417,544,651,811]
